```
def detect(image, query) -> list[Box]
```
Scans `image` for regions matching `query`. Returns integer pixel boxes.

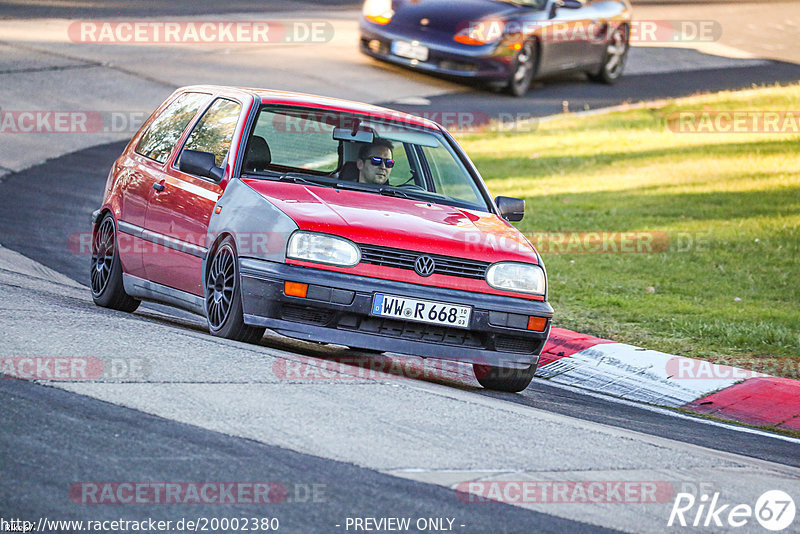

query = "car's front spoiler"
[359,29,511,81]
[239,258,552,369]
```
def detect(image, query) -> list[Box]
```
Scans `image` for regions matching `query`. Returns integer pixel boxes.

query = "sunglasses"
[366,156,395,168]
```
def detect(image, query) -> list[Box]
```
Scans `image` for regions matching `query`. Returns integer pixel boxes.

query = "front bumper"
[239,258,553,369]
[359,27,512,81]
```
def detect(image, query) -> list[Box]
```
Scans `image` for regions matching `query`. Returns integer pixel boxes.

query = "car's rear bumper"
[239,258,552,369]
[359,27,512,81]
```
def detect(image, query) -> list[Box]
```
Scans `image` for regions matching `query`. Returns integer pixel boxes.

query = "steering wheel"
[394,175,425,190]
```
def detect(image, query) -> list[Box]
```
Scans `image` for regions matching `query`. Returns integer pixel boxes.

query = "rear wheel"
[473,363,536,392]
[588,24,629,84]
[205,236,265,343]
[90,213,140,312]
[506,40,537,97]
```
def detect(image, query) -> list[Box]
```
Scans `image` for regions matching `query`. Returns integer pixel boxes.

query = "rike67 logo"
[668,490,796,531]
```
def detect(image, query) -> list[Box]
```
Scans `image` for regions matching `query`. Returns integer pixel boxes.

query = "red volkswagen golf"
[91,85,552,392]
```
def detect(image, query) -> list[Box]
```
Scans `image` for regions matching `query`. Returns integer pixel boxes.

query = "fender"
[203,178,299,283]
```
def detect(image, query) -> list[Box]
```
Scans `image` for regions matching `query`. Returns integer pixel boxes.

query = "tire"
[588,24,629,84]
[90,213,140,312]
[506,40,537,97]
[473,362,537,393]
[205,236,265,343]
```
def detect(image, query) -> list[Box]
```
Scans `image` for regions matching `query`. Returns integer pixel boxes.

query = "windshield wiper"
[278,173,335,188]
[379,187,438,202]
[378,187,411,199]
[327,181,453,205]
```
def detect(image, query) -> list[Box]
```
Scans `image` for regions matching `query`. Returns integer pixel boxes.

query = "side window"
[422,143,483,206]
[136,92,208,163]
[181,99,242,168]
[252,109,339,172]
[386,143,415,187]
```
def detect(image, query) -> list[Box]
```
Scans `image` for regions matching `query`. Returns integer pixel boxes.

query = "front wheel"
[588,24,629,84]
[90,213,140,312]
[473,363,537,392]
[506,40,537,97]
[205,236,265,344]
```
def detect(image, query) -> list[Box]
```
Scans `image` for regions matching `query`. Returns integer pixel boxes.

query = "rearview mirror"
[495,196,525,222]
[179,149,224,182]
[333,127,374,143]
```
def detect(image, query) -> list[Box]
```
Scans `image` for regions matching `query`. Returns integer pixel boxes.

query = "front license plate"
[391,40,429,61]
[371,294,471,329]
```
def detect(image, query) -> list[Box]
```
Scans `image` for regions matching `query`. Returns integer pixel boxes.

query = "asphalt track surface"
[3,378,611,533]
[2,1,800,532]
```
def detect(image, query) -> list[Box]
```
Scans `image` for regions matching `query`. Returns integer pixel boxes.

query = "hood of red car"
[243,180,539,264]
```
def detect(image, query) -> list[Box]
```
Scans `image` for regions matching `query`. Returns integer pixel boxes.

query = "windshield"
[241,106,491,212]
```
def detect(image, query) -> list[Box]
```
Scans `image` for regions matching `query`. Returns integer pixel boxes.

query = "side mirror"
[549,0,582,18]
[495,196,525,222]
[179,149,224,182]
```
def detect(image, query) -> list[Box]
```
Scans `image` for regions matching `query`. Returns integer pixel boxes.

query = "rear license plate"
[371,293,471,329]
[391,40,429,61]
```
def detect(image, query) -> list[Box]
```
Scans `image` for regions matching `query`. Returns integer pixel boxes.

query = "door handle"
[152,181,165,192]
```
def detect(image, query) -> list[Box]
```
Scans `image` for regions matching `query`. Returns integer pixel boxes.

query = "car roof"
[178,85,440,131]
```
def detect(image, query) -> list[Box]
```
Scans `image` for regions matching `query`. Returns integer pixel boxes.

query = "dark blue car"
[360,0,632,96]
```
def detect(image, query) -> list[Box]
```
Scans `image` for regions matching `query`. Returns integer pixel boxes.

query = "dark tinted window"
[182,99,242,168]
[252,109,339,172]
[135,92,209,163]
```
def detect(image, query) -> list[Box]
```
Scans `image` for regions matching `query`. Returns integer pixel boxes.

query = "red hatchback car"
[91,85,552,392]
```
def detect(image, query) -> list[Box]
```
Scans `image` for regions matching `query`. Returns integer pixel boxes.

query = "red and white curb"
[536,328,800,432]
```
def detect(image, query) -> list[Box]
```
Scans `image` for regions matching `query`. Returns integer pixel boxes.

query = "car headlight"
[363,0,394,25]
[486,262,546,295]
[286,231,360,267]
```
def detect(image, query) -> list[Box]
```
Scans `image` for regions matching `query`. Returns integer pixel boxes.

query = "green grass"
[459,84,800,371]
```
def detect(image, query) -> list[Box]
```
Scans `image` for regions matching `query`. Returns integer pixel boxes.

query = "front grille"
[439,60,479,72]
[281,304,334,326]
[359,244,489,280]
[494,335,540,354]
[338,315,484,348]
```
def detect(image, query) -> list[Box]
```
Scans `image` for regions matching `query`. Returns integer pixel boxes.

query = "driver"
[357,139,395,185]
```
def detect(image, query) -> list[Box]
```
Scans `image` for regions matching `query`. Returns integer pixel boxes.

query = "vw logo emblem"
[414,255,436,277]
